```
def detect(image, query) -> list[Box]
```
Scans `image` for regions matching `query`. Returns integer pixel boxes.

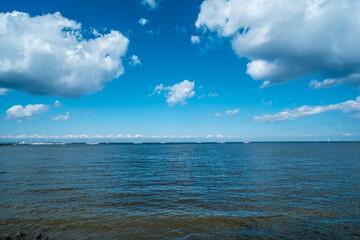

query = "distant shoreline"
[1,141,360,146]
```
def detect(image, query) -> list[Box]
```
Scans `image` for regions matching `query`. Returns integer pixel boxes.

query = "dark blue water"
[0,143,359,239]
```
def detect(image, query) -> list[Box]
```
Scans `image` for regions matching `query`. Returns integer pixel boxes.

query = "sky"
[1,0,360,142]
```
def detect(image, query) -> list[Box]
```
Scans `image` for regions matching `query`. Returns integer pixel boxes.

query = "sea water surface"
[0,143,359,239]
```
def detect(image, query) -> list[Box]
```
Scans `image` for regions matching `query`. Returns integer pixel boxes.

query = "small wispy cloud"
[51,112,70,121]
[198,92,218,99]
[260,80,271,89]
[141,0,159,9]
[350,112,360,119]
[253,96,360,122]
[310,74,360,89]
[191,35,200,44]
[129,55,141,66]
[261,99,272,105]
[54,100,62,107]
[150,84,164,96]
[0,88,9,96]
[208,93,218,98]
[138,18,149,26]
[225,109,240,116]
[175,26,186,33]
[215,109,240,117]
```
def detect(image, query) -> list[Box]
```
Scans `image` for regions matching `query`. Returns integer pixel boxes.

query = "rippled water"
[1,143,360,239]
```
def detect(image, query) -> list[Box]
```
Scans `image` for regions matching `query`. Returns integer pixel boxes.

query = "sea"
[0,142,359,239]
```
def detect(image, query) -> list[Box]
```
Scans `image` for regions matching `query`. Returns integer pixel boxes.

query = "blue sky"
[1,0,360,142]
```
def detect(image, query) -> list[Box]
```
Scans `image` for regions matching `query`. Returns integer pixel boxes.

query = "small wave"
[24,187,82,194]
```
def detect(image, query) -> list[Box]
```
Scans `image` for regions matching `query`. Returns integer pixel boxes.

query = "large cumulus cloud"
[196,0,360,88]
[0,11,129,97]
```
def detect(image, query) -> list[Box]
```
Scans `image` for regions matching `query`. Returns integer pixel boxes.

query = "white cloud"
[151,83,164,96]
[0,88,9,95]
[350,112,360,119]
[51,111,70,121]
[152,80,195,106]
[138,18,149,25]
[198,92,217,99]
[6,104,49,120]
[261,99,273,105]
[165,80,196,106]
[342,133,354,136]
[141,0,159,9]
[191,35,200,44]
[214,109,239,117]
[225,109,240,116]
[0,134,234,140]
[0,11,129,97]
[259,80,270,89]
[310,74,360,89]
[54,100,62,107]
[196,0,360,88]
[129,55,141,66]
[253,96,360,122]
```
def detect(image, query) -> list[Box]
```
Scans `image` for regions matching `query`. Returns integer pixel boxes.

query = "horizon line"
[1,141,360,146]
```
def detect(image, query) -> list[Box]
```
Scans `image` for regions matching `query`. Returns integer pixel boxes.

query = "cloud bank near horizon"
[0,133,237,140]
[0,133,357,142]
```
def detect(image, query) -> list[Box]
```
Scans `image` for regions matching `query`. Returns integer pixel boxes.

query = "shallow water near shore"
[1,143,359,239]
